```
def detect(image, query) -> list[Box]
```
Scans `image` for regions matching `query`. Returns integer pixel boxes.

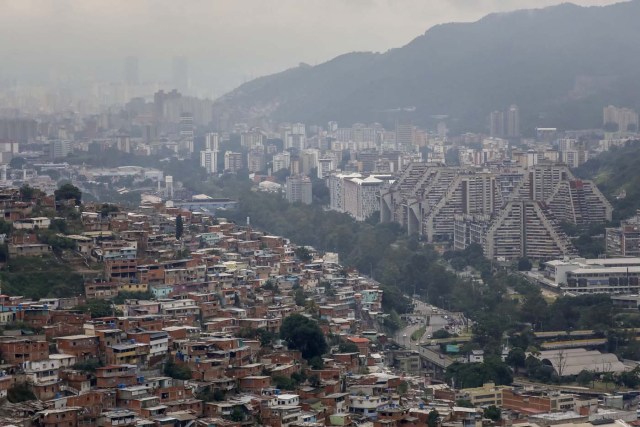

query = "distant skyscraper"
[124,56,139,86]
[395,120,414,147]
[507,104,520,138]
[200,150,218,175]
[489,110,505,137]
[224,151,243,173]
[179,113,194,153]
[172,56,189,93]
[205,132,220,151]
[286,175,312,205]
[50,140,71,160]
[603,105,639,132]
[165,176,174,199]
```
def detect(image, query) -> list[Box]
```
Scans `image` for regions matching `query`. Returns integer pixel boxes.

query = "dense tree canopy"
[446,358,513,388]
[55,183,82,205]
[280,314,328,361]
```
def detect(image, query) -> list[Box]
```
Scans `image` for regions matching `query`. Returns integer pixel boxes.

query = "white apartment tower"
[224,152,243,173]
[506,104,520,138]
[272,152,291,172]
[200,150,218,174]
[205,132,220,151]
[165,175,174,199]
[286,175,312,205]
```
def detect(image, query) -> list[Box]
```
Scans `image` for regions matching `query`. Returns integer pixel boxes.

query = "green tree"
[280,314,328,361]
[506,348,526,372]
[10,157,27,169]
[309,356,324,370]
[576,370,595,387]
[273,375,298,390]
[164,358,192,380]
[7,382,36,403]
[484,405,501,421]
[446,358,513,388]
[73,299,121,318]
[427,409,439,427]
[100,203,120,218]
[295,246,312,263]
[48,218,68,234]
[432,329,451,339]
[455,399,474,408]
[294,288,306,307]
[176,214,184,240]
[337,339,359,354]
[0,219,11,236]
[55,183,82,205]
[19,184,36,202]
[517,257,532,271]
[617,368,640,388]
[228,407,244,422]
[73,359,104,372]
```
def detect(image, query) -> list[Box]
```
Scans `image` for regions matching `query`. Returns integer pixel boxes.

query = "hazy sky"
[0,0,623,97]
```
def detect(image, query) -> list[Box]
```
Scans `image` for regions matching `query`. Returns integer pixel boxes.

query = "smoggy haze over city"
[0,0,622,98]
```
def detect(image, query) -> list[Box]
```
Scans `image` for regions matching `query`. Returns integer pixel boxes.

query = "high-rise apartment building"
[490,111,505,138]
[179,113,194,153]
[172,56,189,93]
[49,140,71,160]
[395,120,414,147]
[482,200,576,260]
[165,176,174,199]
[205,133,219,151]
[286,175,312,205]
[380,162,610,260]
[328,173,361,213]
[224,152,243,173]
[299,149,319,176]
[606,213,640,257]
[489,105,520,138]
[153,89,181,123]
[603,105,639,132]
[240,131,264,150]
[506,104,520,138]
[247,150,266,173]
[0,118,37,143]
[124,56,139,86]
[200,132,220,175]
[339,175,393,222]
[316,158,335,179]
[272,152,291,172]
[200,150,218,175]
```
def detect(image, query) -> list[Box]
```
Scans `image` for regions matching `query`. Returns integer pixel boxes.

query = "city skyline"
[0,0,623,97]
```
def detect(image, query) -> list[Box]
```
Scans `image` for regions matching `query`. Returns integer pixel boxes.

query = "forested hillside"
[575,141,640,221]
[214,2,640,132]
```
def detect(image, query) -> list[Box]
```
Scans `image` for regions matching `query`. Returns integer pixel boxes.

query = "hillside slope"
[213,1,640,132]
[575,141,640,221]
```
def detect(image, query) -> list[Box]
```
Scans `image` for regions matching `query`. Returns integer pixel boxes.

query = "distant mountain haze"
[213,1,640,133]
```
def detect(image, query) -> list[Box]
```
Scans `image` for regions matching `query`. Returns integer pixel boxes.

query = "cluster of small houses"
[0,188,638,427]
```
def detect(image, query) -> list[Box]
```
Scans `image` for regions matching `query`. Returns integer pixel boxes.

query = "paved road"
[394,298,468,349]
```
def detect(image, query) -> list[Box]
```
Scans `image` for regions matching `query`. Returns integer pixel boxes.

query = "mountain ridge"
[212,1,640,132]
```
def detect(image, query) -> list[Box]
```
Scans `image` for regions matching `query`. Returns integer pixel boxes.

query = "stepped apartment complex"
[380,162,612,260]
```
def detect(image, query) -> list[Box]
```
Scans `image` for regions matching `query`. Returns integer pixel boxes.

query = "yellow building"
[117,282,149,293]
[457,383,511,407]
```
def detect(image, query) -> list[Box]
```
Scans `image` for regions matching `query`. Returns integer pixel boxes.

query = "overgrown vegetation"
[0,256,84,299]
[575,141,640,221]
[164,358,193,380]
[7,382,36,403]
[280,314,328,361]
[73,299,122,318]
